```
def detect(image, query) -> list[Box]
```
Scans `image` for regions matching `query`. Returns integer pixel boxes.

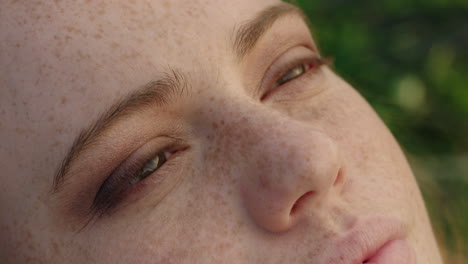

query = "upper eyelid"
[257,45,320,97]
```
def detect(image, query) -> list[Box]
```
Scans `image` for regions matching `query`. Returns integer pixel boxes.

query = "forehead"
[3,0,278,89]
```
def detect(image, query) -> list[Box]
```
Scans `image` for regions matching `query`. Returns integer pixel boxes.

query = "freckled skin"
[0,0,443,263]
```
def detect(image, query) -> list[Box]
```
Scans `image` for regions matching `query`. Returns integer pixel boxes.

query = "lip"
[364,239,415,264]
[323,217,415,264]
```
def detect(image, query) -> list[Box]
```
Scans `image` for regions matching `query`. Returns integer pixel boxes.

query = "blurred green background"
[294,0,468,261]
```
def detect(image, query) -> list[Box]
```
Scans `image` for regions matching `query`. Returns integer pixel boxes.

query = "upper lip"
[322,216,407,264]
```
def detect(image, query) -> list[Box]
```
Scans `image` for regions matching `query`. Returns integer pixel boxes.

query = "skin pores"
[0,0,442,263]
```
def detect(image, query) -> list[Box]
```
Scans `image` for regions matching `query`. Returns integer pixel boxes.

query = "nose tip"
[240,125,343,233]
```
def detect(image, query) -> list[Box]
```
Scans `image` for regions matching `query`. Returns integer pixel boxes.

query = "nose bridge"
[227,105,342,233]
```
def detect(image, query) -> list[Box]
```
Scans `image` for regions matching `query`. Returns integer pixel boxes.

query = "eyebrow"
[52,2,307,193]
[233,2,306,59]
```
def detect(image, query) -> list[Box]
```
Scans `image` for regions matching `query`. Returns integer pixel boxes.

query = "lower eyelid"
[93,145,190,218]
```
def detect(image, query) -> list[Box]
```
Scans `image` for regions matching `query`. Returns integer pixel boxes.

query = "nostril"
[333,167,344,187]
[290,191,315,215]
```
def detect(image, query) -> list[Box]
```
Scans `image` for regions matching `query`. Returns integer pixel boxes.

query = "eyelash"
[91,142,184,217]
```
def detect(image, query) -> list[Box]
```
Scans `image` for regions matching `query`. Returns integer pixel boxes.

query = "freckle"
[52,241,59,253]
[28,243,36,253]
[53,49,61,59]
[220,120,225,125]
[212,122,218,129]
[111,42,119,48]
[16,127,26,134]
[93,33,102,39]
[60,96,68,105]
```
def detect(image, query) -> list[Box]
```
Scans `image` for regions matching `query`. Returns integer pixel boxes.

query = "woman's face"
[0,0,442,263]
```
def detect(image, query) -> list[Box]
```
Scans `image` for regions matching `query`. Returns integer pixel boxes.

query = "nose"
[235,109,343,233]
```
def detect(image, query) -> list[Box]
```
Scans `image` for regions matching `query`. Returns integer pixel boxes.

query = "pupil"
[145,158,159,172]
[127,151,169,186]
[137,153,166,181]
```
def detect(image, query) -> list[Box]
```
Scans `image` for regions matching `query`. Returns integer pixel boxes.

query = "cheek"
[330,83,423,215]
[73,166,249,263]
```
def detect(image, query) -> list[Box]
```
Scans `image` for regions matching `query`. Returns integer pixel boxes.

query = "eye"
[91,139,185,216]
[260,46,327,101]
[275,63,314,87]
